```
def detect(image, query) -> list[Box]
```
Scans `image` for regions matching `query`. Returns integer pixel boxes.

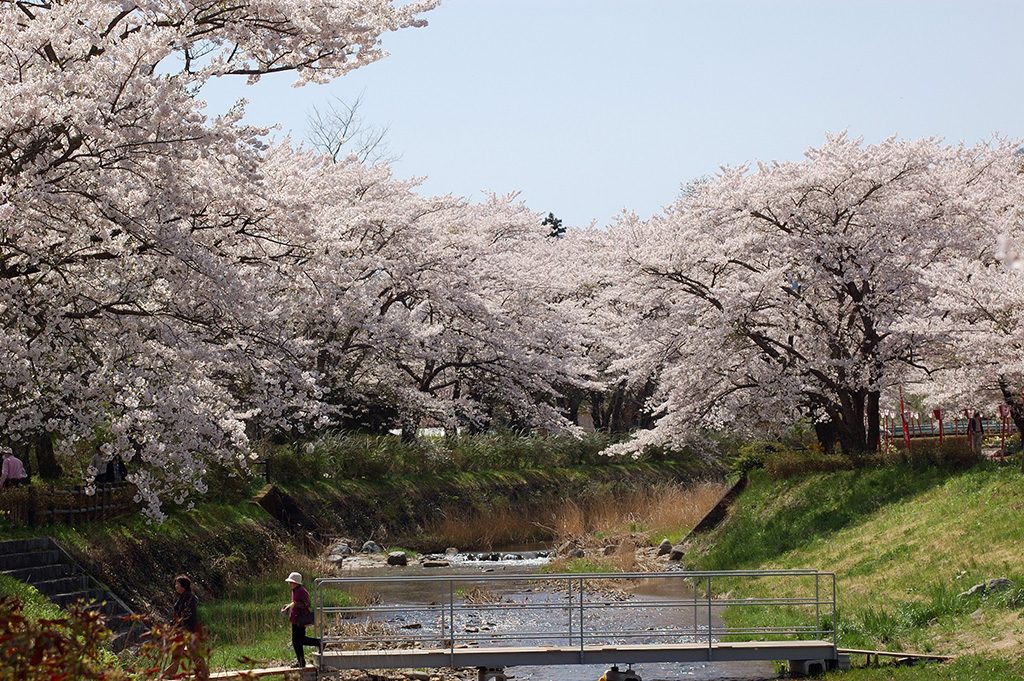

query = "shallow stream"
[329,552,777,681]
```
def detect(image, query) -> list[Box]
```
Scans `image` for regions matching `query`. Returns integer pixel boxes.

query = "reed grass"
[422,481,726,550]
[551,481,726,543]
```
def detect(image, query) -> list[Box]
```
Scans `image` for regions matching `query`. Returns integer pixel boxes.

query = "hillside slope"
[688,464,1024,662]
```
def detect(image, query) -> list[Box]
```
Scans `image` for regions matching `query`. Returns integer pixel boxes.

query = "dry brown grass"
[459,586,503,604]
[325,618,398,650]
[551,481,726,543]
[423,505,552,549]
[421,481,727,550]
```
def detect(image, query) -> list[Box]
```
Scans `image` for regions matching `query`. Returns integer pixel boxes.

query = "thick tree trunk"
[996,376,1024,470]
[558,390,584,426]
[865,390,881,453]
[589,392,608,431]
[813,421,838,454]
[996,375,1024,434]
[400,419,417,443]
[836,390,869,458]
[35,432,62,480]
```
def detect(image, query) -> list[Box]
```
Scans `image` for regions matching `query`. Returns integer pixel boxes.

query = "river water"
[329,553,777,681]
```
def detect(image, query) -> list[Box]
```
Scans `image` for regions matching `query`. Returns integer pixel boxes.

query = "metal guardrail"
[313,569,837,668]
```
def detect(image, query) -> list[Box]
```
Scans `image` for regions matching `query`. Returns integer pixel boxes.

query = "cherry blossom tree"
[0,0,436,517]
[607,135,1020,457]
[917,155,1024,433]
[262,147,592,439]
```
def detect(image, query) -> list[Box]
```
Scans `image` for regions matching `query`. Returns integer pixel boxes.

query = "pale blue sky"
[200,1,1023,227]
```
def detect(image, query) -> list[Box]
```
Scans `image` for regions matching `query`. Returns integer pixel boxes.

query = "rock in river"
[361,540,383,554]
[657,538,672,556]
[669,545,686,561]
[330,540,353,556]
[557,539,580,556]
[387,551,408,566]
[422,560,451,568]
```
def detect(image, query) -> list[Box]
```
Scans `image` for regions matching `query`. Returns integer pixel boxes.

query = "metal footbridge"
[313,569,842,678]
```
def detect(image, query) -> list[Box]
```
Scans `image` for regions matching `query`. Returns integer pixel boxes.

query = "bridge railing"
[313,569,837,656]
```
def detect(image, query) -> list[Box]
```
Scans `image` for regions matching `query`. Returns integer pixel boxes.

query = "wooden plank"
[208,665,313,679]
[839,647,954,661]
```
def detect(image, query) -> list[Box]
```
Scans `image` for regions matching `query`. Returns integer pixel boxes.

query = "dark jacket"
[173,591,199,633]
[289,585,311,625]
[968,415,985,435]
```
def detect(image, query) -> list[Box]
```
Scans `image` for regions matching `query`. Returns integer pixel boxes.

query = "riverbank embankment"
[1,457,723,668]
[684,463,1024,680]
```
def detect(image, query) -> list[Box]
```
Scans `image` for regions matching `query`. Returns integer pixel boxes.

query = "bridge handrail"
[313,568,838,667]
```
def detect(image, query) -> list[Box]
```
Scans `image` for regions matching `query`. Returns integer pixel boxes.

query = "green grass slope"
[1,460,710,671]
[687,464,1024,677]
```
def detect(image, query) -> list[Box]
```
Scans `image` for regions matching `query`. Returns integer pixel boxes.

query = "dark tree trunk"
[996,375,1024,470]
[35,432,62,480]
[564,393,583,426]
[836,390,868,458]
[865,390,881,453]
[400,420,417,443]
[997,375,1024,433]
[590,392,608,431]
[813,421,838,454]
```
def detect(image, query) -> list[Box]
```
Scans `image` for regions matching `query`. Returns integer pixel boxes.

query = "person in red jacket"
[281,571,320,668]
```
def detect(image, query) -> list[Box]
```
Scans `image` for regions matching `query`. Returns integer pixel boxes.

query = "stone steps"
[0,537,52,554]
[0,550,61,571]
[3,563,73,583]
[0,538,138,649]
[31,575,90,597]
[51,588,110,609]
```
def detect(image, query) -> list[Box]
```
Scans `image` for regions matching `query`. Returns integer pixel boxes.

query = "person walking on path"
[967,409,985,456]
[281,571,320,668]
[164,574,209,679]
[0,450,28,488]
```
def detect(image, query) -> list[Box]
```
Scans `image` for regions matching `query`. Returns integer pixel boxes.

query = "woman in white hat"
[281,571,320,668]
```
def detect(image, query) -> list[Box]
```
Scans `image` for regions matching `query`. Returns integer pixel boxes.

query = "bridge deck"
[317,640,837,669]
[209,667,315,680]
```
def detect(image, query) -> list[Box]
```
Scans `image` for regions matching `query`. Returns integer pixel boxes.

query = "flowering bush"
[0,596,212,681]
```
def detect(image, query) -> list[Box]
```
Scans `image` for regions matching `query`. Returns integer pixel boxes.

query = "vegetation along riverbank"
[684,455,1024,679]
[0,433,723,671]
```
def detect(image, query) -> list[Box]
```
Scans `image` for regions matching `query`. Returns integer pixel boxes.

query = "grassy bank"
[1,453,718,671]
[687,463,1024,677]
[0,575,60,621]
[823,656,1024,680]
[276,459,715,549]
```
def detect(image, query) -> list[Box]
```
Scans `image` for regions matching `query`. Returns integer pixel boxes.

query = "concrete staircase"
[0,537,138,649]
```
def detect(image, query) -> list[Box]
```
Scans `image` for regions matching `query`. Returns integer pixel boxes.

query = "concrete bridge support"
[790,653,849,676]
[789,658,827,676]
[477,667,506,681]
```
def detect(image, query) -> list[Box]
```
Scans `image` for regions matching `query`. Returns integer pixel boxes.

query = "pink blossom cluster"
[597,135,1024,457]
[3,3,1023,518]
